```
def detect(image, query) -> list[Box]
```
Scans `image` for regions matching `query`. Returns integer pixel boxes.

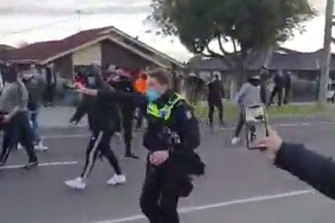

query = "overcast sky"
[0,0,328,62]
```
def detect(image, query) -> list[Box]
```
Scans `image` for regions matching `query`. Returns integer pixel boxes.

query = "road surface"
[0,117,335,223]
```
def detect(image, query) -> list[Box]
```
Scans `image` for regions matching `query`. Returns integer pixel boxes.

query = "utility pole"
[319,0,334,106]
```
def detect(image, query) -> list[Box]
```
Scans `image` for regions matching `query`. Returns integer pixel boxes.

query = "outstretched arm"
[257,128,335,200]
[77,86,147,107]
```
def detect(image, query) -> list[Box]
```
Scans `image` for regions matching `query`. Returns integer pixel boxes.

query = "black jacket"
[207,80,224,101]
[71,65,120,132]
[45,67,57,86]
[275,143,335,200]
[110,79,136,113]
[273,72,284,88]
[70,93,120,132]
[98,90,201,160]
[23,77,41,111]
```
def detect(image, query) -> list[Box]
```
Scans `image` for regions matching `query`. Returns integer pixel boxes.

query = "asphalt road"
[1,117,335,223]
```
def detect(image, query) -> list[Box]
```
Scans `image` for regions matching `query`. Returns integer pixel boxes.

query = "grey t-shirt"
[0,81,28,113]
[235,82,262,107]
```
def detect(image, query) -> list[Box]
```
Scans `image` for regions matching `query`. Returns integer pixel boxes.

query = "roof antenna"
[75,10,82,32]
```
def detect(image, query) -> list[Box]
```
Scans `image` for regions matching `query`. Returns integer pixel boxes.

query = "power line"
[0,16,75,37]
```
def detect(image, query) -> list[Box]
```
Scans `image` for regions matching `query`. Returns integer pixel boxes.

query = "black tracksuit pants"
[283,86,291,105]
[269,86,283,106]
[0,112,37,164]
[44,85,55,105]
[208,98,223,125]
[81,130,121,179]
[140,164,180,223]
[135,108,144,129]
[120,107,134,155]
[234,110,245,138]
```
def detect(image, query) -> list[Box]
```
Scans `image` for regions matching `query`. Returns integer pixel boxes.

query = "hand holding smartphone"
[66,82,84,90]
[244,104,269,150]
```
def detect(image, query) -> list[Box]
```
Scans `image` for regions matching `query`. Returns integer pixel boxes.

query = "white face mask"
[87,76,96,86]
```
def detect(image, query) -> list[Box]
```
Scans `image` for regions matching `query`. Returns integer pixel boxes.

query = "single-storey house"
[0,26,184,79]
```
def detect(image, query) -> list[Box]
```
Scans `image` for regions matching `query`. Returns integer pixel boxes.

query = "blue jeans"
[29,109,40,144]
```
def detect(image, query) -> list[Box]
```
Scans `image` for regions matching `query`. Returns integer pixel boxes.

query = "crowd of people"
[2,62,335,223]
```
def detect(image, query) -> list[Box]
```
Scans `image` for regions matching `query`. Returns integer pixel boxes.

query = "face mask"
[87,76,96,88]
[146,89,160,102]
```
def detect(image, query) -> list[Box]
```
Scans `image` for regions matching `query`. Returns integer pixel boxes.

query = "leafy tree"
[149,0,315,83]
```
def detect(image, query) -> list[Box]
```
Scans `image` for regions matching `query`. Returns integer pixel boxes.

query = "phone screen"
[244,104,268,150]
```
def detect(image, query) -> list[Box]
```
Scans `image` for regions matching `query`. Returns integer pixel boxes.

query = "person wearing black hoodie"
[110,74,139,159]
[44,65,57,107]
[268,70,284,107]
[207,74,225,131]
[64,64,125,190]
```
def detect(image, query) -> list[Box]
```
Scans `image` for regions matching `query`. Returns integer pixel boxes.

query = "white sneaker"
[34,142,48,151]
[107,174,126,186]
[17,143,23,150]
[114,132,123,144]
[64,177,86,190]
[231,137,240,145]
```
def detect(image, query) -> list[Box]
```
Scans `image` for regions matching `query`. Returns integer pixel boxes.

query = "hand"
[2,114,12,123]
[75,85,98,96]
[74,83,86,93]
[255,127,283,160]
[149,151,169,166]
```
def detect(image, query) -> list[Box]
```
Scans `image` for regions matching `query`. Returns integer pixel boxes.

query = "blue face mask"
[146,89,160,102]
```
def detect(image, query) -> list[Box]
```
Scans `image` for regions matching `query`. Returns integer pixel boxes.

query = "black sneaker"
[209,123,214,133]
[23,160,38,169]
[125,153,139,160]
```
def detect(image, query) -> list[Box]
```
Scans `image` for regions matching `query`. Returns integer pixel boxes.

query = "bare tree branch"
[232,38,238,54]
[217,36,230,56]
[205,44,225,58]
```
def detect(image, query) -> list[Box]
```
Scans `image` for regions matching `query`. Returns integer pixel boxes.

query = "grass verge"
[193,102,326,121]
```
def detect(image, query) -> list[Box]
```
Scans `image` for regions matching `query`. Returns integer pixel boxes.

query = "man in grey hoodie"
[231,75,263,145]
[0,65,38,169]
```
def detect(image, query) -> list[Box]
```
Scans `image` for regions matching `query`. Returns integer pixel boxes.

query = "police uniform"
[98,89,203,223]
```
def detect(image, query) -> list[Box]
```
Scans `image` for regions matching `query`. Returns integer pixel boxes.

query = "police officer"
[109,73,138,159]
[76,70,204,223]
[65,64,125,190]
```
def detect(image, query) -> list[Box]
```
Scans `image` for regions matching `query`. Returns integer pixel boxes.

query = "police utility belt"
[147,93,205,176]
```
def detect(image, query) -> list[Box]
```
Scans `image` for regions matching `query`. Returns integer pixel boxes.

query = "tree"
[149,0,315,84]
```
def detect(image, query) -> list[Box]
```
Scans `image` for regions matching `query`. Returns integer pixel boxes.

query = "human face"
[147,77,168,96]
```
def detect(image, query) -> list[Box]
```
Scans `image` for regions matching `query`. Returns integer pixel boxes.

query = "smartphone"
[244,104,269,150]
[66,82,83,90]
